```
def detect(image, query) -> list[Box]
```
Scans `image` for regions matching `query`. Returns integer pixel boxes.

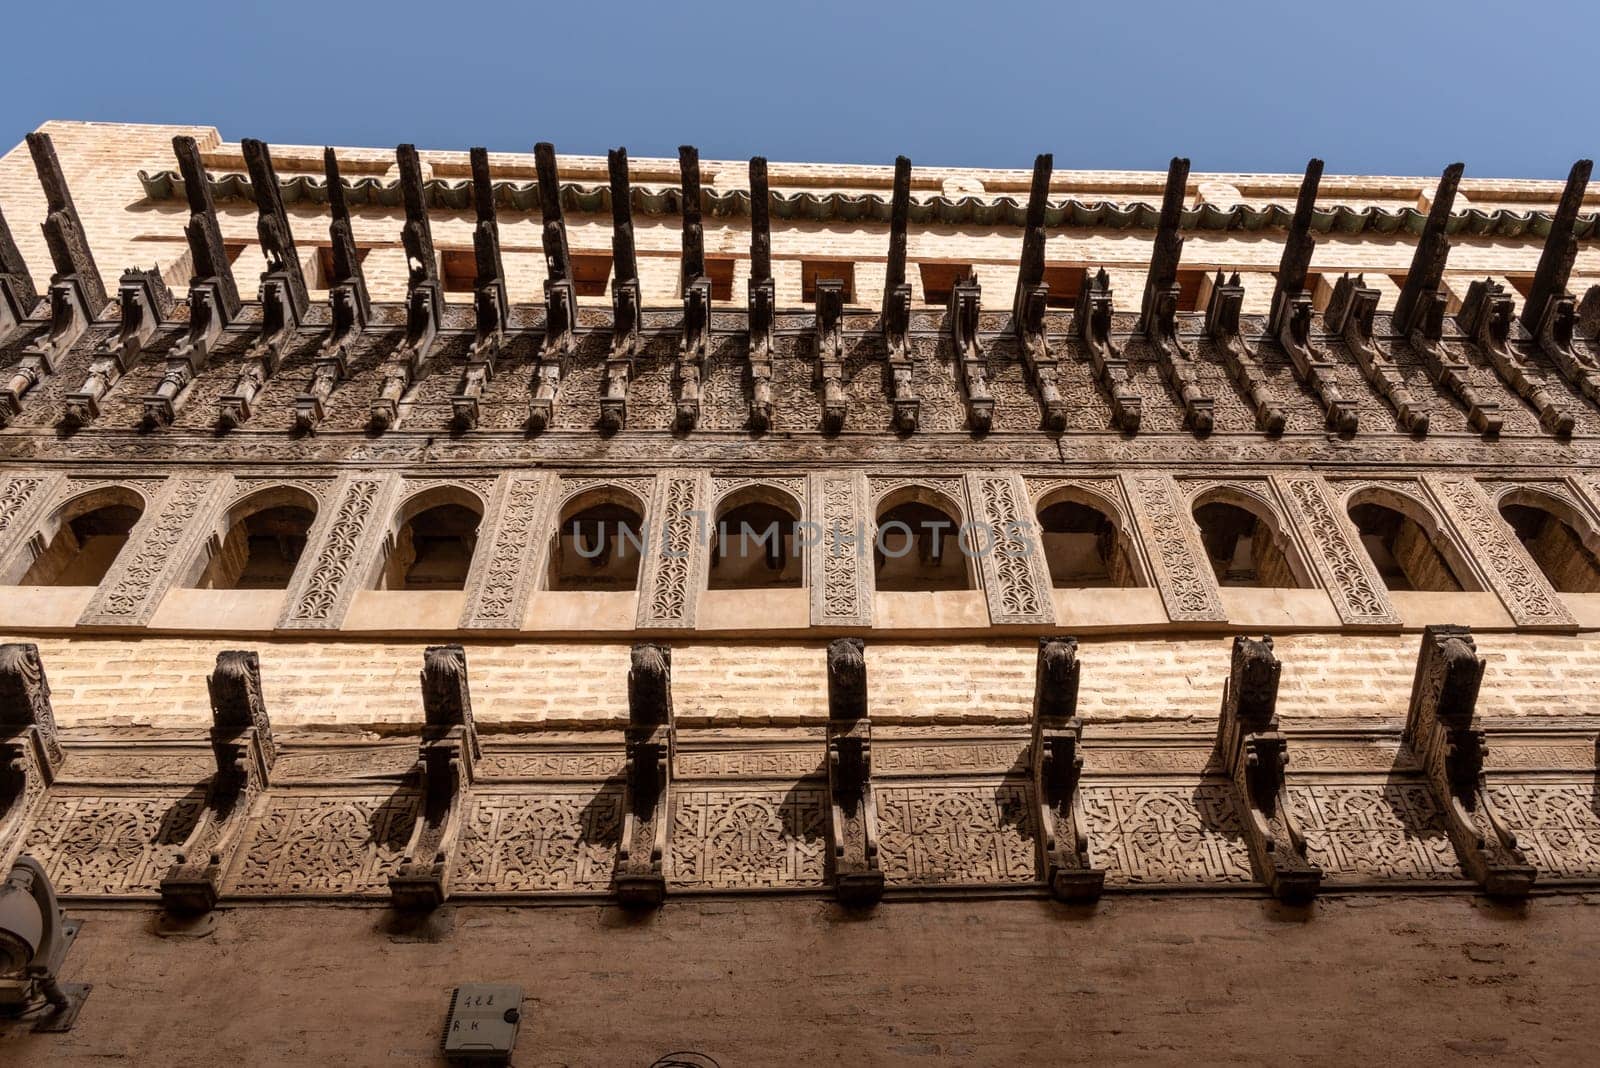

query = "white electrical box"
[442,983,523,1063]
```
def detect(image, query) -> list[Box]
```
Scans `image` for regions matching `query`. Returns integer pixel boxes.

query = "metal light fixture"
[0,855,88,1032]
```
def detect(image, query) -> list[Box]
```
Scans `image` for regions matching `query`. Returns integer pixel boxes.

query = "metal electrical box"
[442,983,523,1063]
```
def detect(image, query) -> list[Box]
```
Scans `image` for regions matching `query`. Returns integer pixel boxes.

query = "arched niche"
[14,486,145,587]
[873,485,973,592]
[375,486,484,592]
[1497,487,1600,593]
[188,486,319,591]
[1346,487,1475,593]
[1190,488,1310,589]
[548,486,647,592]
[1035,486,1142,589]
[708,485,803,590]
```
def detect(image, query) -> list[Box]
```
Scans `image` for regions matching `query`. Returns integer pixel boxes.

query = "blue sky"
[2,0,1592,178]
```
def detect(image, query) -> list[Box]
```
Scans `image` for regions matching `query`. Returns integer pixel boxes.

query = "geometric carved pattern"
[459,472,553,629]
[451,789,621,893]
[0,472,58,569]
[1487,783,1600,879]
[809,471,872,626]
[967,473,1055,625]
[876,782,1037,885]
[79,475,230,626]
[636,473,706,629]
[1425,475,1577,630]
[1276,475,1400,627]
[1288,782,1461,881]
[278,475,399,629]
[227,791,417,896]
[1081,783,1253,885]
[669,786,827,889]
[24,791,204,895]
[1122,475,1227,622]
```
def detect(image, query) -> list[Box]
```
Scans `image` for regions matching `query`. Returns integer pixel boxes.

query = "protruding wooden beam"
[1327,273,1429,435]
[529,141,577,433]
[601,147,640,433]
[1458,278,1574,437]
[1267,159,1358,434]
[143,135,242,428]
[1216,636,1321,902]
[0,643,63,870]
[295,148,370,431]
[675,146,709,432]
[1012,153,1065,431]
[1137,157,1213,433]
[1519,160,1600,405]
[1031,638,1102,900]
[220,139,310,428]
[949,276,991,432]
[616,643,674,906]
[449,148,509,431]
[62,268,174,427]
[1206,271,1286,434]
[1076,268,1140,431]
[0,202,39,341]
[815,278,846,433]
[370,143,444,431]
[1393,163,1501,436]
[883,156,918,432]
[825,638,882,905]
[746,156,775,433]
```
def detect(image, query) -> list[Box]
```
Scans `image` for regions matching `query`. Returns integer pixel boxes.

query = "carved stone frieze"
[451,788,621,893]
[228,790,417,897]
[669,786,826,889]
[1081,783,1253,886]
[877,783,1036,885]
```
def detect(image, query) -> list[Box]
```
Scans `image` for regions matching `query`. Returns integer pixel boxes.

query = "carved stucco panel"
[460,472,556,630]
[808,470,872,627]
[966,473,1055,626]
[277,474,403,629]
[1274,474,1400,627]
[635,471,709,629]
[0,471,63,577]
[1423,475,1577,630]
[1121,474,1226,623]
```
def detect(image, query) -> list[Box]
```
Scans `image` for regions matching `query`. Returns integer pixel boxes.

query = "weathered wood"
[1137,157,1212,433]
[1012,153,1065,431]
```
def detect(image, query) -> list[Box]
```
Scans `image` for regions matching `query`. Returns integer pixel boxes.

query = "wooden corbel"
[0,134,108,427]
[1031,638,1102,901]
[674,146,710,432]
[1519,160,1600,407]
[1460,278,1575,437]
[295,148,370,431]
[220,139,311,429]
[816,278,847,433]
[530,142,578,433]
[160,651,277,913]
[0,202,38,344]
[1326,273,1429,435]
[1138,157,1213,433]
[1393,163,1501,437]
[601,148,640,433]
[144,135,242,428]
[745,156,775,433]
[1205,271,1286,434]
[616,643,675,906]
[1012,154,1065,430]
[390,645,482,910]
[1268,159,1358,434]
[1404,626,1535,897]
[370,144,443,431]
[1076,268,1140,432]
[450,148,508,431]
[882,156,918,433]
[1216,636,1321,902]
[950,277,992,432]
[825,638,882,904]
[63,267,173,427]
[0,644,64,870]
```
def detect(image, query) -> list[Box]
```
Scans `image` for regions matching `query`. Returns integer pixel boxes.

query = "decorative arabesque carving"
[1215,636,1321,901]
[390,645,481,908]
[746,156,775,433]
[79,475,230,627]
[815,278,847,434]
[0,201,39,342]
[1030,638,1102,900]
[160,650,277,912]
[1393,163,1502,437]
[62,268,174,427]
[530,141,577,433]
[1424,475,1576,630]
[615,642,674,905]
[1077,268,1140,431]
[1205,271,1286,434]
[1138,157,1213,433]
[882,156,919,432]
[459,473,552,630]
[1123,474,1226,622]
[675,146,710,432]
[1012,154,1065,431]
[295,148,370,431]
[1519,160,1600,408]
[1404,625,1535,896]
[825,638,883,904]
[636,474,705,629]
[601,148,640,433]
[0,643,63,869]
[279,474,397,629]
[1274,475,1399,627]
[450,148,508,431]
[810,472,872,627]
[1267,159,1358,434]
[969,473,1054,625]
[1326,273,1429,435]
[219,139,310,428]
[144,136,241,428]
[949,276,992,432]
[1458,278,1574,437]
[370,144,443,431]
[0,133,108,427]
